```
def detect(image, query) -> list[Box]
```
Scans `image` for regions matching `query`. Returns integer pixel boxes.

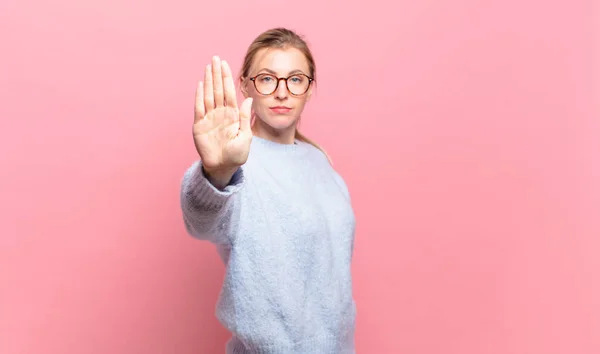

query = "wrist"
[202,165,238,190]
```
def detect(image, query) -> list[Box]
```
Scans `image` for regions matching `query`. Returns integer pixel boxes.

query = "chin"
[262,113,299,131]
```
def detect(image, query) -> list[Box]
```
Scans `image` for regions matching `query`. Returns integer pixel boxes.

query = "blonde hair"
[239,27,332,164]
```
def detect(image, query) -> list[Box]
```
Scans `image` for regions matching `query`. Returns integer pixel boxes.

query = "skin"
[240,47,313,145]
[193,49,313,189]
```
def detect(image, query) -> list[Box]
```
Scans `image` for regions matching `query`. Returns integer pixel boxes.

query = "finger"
[212,56,225,107]
[221,60,238,109]
[194,80,205,123]
[204,64,215,112]
[239,97,253,133]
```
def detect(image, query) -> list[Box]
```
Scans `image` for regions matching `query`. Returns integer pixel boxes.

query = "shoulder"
[332,170,351,201]
[301,142,352,200]
[300,141,332,167]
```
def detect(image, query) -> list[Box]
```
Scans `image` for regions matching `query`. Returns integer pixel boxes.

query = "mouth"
[269,106,292,114]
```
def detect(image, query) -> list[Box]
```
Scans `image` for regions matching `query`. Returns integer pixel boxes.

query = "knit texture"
[180,136,357,354]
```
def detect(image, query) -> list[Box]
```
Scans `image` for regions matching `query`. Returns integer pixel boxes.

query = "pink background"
[1,1,599,353]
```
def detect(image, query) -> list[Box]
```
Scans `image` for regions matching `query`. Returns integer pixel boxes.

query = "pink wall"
[1,1,598,353]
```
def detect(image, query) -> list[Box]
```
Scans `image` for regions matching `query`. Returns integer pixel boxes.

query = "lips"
[270,106,292,114]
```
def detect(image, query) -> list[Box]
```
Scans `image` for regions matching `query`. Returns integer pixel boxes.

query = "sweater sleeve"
[179,160,244,244]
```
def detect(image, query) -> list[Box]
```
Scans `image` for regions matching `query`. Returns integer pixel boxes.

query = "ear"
[306,85,313,102]
[240,77,249,98]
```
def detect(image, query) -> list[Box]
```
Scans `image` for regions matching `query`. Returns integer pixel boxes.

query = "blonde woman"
[180,27,357,353]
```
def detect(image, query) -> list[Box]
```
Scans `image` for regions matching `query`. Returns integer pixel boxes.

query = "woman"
[180,27,357,353]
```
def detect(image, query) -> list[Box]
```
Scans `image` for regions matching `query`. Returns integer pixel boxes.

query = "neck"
[252,118,296,145]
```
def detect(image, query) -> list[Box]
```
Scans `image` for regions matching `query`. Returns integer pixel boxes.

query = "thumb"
[239,97,253,133]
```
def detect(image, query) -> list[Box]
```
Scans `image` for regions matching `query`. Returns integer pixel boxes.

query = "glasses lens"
[287,75,310,95]
[255,74,278,94]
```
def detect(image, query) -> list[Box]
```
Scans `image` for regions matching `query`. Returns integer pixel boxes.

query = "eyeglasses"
[249,73,314,96]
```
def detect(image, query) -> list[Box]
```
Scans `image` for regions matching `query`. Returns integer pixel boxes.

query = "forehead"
[250,47,310,75]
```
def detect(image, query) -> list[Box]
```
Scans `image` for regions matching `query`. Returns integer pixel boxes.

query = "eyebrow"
[256,68,307,76]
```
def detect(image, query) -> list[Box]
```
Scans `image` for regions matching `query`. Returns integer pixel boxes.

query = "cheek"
[251,96,270,114]
[294,97,309,109]
[251,94,268,105]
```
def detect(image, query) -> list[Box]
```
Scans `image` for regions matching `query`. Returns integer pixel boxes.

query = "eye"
[259,75,273,83]
[289,75,304,83]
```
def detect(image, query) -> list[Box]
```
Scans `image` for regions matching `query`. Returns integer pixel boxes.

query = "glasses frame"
[249,73,314,96]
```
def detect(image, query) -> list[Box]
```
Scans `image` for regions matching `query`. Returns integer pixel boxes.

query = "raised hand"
[193,56,253,188]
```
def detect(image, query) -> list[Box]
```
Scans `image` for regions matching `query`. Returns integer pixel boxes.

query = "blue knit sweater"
[180,136,357,353]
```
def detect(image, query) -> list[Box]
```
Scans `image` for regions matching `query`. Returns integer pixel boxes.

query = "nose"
[274,78,288,100]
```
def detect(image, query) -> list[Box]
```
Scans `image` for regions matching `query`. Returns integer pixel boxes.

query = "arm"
[179,160,244,244]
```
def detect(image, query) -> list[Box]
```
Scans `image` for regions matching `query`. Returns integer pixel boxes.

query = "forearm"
[180,161,244,243]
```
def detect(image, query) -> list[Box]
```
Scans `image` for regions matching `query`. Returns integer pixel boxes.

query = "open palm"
[193,56,253,173]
